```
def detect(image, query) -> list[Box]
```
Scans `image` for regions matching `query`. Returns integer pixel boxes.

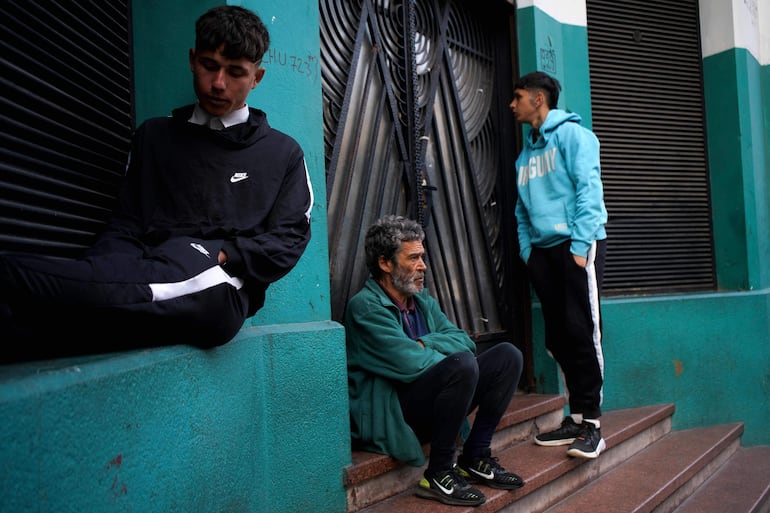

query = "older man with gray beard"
[344,215,525,508]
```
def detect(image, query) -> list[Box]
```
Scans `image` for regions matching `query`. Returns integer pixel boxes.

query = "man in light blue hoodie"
[510,71,608,459]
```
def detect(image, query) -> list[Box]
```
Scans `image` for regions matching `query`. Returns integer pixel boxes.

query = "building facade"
[0,1,768,512]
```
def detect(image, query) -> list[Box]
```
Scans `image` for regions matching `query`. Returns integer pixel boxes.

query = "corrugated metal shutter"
[586,0,716,294]
[0,1,133,256]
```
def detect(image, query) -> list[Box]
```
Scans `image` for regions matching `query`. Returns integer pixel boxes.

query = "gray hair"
[364,215,425,279]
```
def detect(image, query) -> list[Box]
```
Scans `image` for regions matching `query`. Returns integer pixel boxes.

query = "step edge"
[348,403,676,513]
[471,406,675,513]
[344,393,565,486]
[670,445,770,513]
[537,422,745,513]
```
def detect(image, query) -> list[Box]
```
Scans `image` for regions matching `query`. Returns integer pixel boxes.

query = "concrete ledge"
[0,320,350,513]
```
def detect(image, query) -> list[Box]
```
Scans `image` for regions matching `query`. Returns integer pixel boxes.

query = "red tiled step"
[674,445,770,513]
[345,393,566,512]
[344,393,566,488]
[353,403,676,513]
[541,422,744,513]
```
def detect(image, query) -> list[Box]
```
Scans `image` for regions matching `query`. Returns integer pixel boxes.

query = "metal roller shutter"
[586,0,716,294]
[0,1,133,256]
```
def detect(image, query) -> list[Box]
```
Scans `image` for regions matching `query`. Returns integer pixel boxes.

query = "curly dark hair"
[195,5,270,63]
[364,215,425,279]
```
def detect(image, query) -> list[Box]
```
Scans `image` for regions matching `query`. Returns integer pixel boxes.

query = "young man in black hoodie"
[0,6,313,361]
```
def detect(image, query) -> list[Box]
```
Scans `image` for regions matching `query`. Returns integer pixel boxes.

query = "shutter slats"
[587,0,716,295]
[0,0,132,255]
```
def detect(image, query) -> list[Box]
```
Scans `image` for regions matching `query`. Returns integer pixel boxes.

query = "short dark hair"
[364,215,425,279]
[514,71,561,109]
[195,5,270,63]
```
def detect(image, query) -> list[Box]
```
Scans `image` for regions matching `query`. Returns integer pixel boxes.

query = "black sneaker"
[416,466,486,507]
[535,416,582,446]
[566,421,606,459]
[457,449,525,490]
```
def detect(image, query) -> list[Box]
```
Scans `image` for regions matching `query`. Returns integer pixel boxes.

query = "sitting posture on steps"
[345,215,525,507]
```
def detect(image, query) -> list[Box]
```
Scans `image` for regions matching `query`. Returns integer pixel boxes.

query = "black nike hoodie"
[93,104,313,315]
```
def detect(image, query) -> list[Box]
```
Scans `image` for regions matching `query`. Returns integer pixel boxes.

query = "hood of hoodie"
[529,109,583,148]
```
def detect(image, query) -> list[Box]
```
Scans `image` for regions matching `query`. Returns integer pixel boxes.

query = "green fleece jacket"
[345,277,476,465]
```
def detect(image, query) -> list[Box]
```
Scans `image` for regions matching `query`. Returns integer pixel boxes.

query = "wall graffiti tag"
[264,48,320,82]
[540,35,557,73]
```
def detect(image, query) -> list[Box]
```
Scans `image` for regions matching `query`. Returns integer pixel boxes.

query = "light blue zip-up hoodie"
[514,109,608,263]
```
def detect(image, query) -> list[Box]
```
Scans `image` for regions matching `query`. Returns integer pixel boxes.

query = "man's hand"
[573,254,587,268]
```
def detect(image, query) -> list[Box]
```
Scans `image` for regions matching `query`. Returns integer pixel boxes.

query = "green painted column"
[515,1,593,126]
[700,0,770,290]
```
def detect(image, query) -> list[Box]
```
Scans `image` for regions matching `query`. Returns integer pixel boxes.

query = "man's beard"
[391,266,423,297]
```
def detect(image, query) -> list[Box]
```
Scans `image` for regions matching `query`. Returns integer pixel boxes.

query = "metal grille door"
[321,0,521,343]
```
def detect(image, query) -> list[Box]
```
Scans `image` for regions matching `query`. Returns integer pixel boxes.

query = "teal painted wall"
[132,0,213,123]
[703,50,749,289]
[515,6,593,127]
[598,291,770,447]
[531,291,770,447]
[0,323,350,513]
[521,3,770,448]
[764,62,770,195]
[3,3,769,512]
[1,2,348,513]
[703,48,770,290]
[240,0,331,325]
[132,0,331,325]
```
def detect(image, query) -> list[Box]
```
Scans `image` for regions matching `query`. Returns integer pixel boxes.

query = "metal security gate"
[0,1,133,257]
[586,0,716,294]
[321,0,526,350]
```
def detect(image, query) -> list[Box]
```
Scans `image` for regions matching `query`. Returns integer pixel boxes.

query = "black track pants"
[526,239,606,419]
[0,236,249,360]
[397,342,523,474]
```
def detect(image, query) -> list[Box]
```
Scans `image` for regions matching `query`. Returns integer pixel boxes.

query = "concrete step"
[346,395,677,513]
[344,393,567,512]
[540,422,744,513]
[345,392,769,513]
[672,445,770,513]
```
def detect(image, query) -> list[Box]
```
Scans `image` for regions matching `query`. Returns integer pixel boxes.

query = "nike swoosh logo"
[230,172,249,183]
[433,479,454,495]
[190,242,211,258]
[470,468,495,480]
